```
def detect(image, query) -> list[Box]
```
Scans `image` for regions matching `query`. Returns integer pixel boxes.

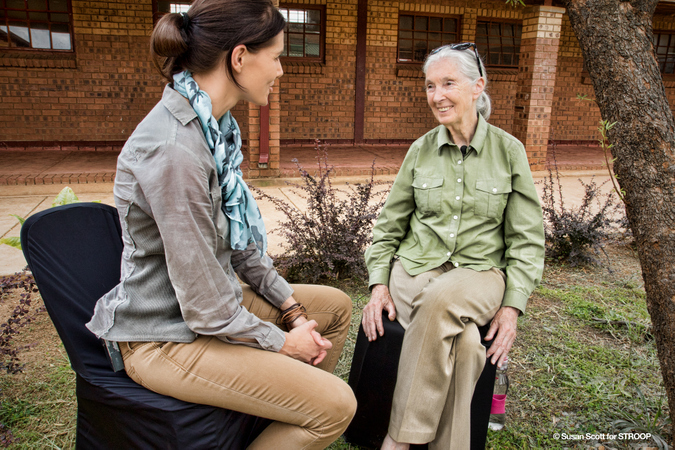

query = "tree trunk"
[561,0,675,435]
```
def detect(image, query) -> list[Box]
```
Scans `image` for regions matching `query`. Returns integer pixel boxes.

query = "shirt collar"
[436,113,489,156]
[161,84,199,127]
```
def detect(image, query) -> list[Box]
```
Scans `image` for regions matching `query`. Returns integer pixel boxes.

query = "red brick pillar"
[512,5,564,171]
[247,0,281,179]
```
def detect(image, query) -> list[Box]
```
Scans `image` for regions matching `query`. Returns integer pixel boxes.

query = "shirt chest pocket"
[475,179,512,218]
[412,176,444,216]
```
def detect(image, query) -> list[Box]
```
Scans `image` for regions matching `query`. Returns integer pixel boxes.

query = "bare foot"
[381,433,410,450]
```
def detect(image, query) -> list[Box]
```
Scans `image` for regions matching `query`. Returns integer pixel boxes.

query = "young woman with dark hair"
[86,1,356,448]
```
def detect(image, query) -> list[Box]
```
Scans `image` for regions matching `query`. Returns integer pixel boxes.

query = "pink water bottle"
[489,358,509,431]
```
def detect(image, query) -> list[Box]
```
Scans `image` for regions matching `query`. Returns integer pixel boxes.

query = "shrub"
[251,140,390,283]
[542,146,626,266]
[0,270,39,374]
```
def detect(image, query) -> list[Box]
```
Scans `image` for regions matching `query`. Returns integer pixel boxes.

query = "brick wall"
[364,1,435,141]
[651,14,675,115]
[0,1,159,147]
[0,0,250,149]
[551,13,675,143]
[549,15,599,142]
[4,0,675,156]
[279,0,357,142]
[361,1,522,141]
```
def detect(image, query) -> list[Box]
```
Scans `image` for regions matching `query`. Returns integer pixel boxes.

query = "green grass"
[0,346,76,449]
[482,259,668,449]
[1,245,670,449]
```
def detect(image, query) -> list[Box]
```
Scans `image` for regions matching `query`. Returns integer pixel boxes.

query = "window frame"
[0,0,74,53]
[152,0,191,24]
[278,4,325,63]
[396,13,461,64]
[653,30,675,74]
[475,18,522,69]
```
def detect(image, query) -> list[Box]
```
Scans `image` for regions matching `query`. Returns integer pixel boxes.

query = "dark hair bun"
[150,0,286,84]
[151,13,188,59]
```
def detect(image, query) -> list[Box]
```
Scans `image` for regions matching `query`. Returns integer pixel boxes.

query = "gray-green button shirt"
[365,115,545,313]
[87,86,293,351]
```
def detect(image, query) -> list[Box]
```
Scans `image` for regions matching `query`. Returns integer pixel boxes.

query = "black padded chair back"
[21,202,269,449]
[21,202,123,379]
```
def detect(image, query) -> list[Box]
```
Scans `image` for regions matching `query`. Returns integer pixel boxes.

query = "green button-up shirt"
[365,115,545,313]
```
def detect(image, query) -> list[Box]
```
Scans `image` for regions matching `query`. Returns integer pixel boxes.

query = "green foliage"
[9,215,25,226]
[598,120,626,203]
[0,237,21,251]
[538,283,650,343]
[51,186,84,207]
[612,386,671,449]
[0,187,91,251]
[0,400,38,428]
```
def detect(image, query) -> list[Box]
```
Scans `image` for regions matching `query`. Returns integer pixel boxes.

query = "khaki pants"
[119,284,356,450]
[388,260,505,450]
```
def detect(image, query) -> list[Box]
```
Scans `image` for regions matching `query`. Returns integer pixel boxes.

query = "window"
[397,14,459,63]
[476,20,522,68]
[279,5,324,61]
[0,0,72,51]
[155,1,190,14]
[654,31,675,74]
[153,1,190,23]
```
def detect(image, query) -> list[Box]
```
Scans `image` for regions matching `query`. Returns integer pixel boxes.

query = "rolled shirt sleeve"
[231,245,294,308]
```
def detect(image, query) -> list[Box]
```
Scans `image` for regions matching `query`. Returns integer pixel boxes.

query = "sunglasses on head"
[429,42,483,78]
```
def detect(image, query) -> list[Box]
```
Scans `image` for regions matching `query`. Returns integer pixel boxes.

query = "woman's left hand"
[484,306,520,368]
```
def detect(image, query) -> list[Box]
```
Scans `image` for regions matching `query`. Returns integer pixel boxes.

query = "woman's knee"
[331,288,353,324]
[309,285,352,329]
[318,378,357,434]
[412,288,464,326]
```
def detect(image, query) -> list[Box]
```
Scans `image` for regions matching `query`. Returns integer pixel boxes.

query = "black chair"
[344,313,496,450]
[21,202,269,449]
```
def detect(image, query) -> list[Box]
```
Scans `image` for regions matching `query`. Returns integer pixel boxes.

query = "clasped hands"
[278,299,332,366]
[361,284,519,368]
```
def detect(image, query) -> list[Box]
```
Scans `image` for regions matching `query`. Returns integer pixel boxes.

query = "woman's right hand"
[279,320,332,366]
[362,284,397,341]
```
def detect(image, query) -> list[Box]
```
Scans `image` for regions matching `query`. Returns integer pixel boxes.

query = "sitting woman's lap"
[119,283,356,450]
[387,262,506,447]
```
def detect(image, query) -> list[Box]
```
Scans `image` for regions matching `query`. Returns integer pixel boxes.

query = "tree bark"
[561,0,675,435]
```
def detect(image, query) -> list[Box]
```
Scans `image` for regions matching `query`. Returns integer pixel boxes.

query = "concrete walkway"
[0,145,617,275]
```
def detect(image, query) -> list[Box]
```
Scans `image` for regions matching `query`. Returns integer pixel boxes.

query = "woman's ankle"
[382,433,410,450]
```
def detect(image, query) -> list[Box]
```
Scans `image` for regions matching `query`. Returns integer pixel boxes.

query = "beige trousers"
[388,259,506,450]
[119,284,356,450]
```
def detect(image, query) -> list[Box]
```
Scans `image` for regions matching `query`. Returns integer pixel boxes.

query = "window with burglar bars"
[278,5,324,62]
[397,13,460,63]
[0,0,72,51]
[653,31,675,74]
[475,20,522,68]
[155,1,190,15]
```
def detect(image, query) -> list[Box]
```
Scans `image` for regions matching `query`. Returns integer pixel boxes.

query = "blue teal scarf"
[173,70,267,256]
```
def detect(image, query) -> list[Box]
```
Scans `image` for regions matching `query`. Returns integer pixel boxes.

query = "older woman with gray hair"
[362,43,545,449]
